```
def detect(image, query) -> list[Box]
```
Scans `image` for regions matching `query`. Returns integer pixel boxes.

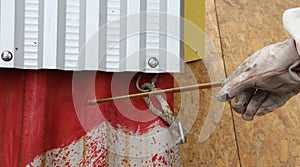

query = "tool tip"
[86,100,98,105]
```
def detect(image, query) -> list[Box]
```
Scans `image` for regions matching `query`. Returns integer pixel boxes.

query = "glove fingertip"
[232,102,247,114]
[217,93,230,102]
[256,108,269,117]
[242,113,254,121]
[256,112,266,117]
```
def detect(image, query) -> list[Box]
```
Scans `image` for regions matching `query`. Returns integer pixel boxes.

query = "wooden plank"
[280,139,289,162]
[175,0,240,166]
[216,0,300,166]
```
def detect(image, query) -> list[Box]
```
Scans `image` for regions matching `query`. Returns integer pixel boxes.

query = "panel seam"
[213,0,242,166]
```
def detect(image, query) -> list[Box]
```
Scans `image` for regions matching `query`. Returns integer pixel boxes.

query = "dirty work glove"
[217,38,300,121]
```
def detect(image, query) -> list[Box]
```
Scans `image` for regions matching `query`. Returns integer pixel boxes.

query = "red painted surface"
[0,69,173,167]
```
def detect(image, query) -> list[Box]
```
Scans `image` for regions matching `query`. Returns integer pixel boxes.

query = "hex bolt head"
[148,57,159,68]
[1,51,13,62]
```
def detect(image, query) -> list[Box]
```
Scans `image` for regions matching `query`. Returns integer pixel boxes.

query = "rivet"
[148,57,159,68]
[1,51,13,62]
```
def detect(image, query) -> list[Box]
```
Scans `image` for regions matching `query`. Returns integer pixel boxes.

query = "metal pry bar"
[87,82,222,105]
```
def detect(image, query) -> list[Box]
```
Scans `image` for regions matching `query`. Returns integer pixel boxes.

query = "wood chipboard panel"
[216,0,300,166]
[175,0,240,166]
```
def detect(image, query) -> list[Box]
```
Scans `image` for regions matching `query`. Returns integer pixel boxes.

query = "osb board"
[175,62,240,167]
[174,0,240,166]
[216,0,300,166]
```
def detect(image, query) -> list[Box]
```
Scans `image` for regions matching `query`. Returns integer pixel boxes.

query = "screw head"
[1,51,13,62]
[148,57,159,68]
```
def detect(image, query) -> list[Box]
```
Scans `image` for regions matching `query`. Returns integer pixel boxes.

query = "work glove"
[217,37,300,121]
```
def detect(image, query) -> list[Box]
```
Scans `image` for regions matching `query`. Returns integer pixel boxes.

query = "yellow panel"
[184,0,205,62]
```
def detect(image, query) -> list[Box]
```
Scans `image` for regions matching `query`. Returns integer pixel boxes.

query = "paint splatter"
[27,122,176,167]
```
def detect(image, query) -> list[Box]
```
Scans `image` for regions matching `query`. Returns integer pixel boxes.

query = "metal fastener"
[1,51,13,62]
[148,57,159,68]
[178,122,186,144]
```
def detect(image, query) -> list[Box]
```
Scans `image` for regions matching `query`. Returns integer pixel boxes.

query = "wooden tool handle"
[87,82,222,105]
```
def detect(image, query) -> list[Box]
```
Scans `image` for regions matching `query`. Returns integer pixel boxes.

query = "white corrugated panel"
[0,0,183,72]
[0,0,15,68]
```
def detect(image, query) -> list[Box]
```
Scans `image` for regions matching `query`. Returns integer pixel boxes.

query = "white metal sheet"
[43,0,58,69]
[0,0,183,72]
[0,0,15,68]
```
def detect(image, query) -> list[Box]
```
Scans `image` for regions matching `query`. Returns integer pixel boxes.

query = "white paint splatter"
[27,122,176,166]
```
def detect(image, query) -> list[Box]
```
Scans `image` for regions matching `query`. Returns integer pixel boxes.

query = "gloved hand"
[217,37,300,121]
